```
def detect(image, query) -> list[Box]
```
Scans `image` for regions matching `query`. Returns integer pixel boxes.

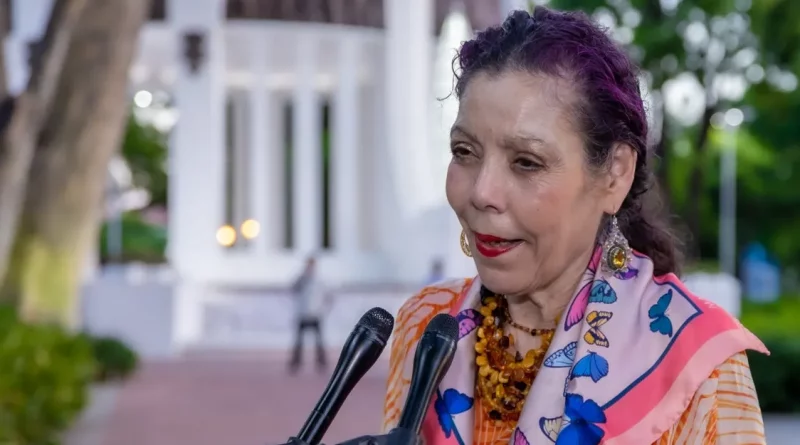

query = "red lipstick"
[472,232,522,258]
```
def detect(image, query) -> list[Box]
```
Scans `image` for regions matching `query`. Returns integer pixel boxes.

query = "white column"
[232,91,250,232]
[332,35,360,253]
[168,0,226,350]
[167,0,226,273]
[292,36,323,255]
[384,0,435,219]
[6,0,54,94]
[248,37,275,254]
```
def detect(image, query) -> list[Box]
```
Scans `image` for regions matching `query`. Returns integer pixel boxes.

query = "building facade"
[7,0,529,350]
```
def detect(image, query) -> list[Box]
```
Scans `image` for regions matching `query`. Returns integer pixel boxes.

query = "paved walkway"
[67,354,798,445]
[68,354,386,445]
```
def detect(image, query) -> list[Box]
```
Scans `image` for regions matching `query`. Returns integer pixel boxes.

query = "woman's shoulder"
[646,272,755,330]
[394,278,474,332]
[640,272,769,357]
[659,350,765,444]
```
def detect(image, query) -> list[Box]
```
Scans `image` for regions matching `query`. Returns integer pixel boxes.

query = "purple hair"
[454,7,681,275]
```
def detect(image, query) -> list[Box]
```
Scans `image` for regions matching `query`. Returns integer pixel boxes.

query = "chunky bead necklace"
[474,290,556,423]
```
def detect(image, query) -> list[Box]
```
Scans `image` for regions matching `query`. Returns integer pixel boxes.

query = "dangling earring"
[460,230,473,257]
[602,214,630,273]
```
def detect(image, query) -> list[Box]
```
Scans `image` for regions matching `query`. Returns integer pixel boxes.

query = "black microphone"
[334,313,459,445]
[294,307,395,445]
[395,313,459,435]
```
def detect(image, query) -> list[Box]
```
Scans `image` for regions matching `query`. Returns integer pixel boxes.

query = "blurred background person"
[425,258,446,285]
[288,255,330,374]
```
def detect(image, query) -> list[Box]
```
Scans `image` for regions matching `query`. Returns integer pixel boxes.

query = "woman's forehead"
[454,71,581,148]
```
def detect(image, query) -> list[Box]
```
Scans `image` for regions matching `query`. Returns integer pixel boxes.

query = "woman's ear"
[603,143,637,213]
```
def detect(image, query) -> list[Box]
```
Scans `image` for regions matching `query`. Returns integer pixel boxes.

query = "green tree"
[732,0,800,268]
[122,115,168,207]
[0,0,89,289]
[1,0,151,327]
[546,0,798,263]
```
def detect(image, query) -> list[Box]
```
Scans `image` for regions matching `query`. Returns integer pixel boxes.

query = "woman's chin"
[476,268,528,296]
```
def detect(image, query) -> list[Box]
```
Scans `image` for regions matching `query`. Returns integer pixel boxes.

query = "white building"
[6,0,528,352]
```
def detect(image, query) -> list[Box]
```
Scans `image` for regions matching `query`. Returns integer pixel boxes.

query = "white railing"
[81,266,418,359]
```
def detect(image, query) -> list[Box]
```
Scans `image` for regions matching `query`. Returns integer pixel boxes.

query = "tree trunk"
[0,3,10,101]
[685,104,716,260]
[0,0,88,287]
[654,111,671,211]
[4,0,150,327]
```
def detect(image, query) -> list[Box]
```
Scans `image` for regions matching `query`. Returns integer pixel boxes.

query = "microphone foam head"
[357,307,395,345]
[425,313,459,343]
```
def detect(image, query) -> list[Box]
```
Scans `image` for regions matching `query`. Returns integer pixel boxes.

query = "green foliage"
[99,212,167,264]
[0,306,95,445]
[682,259,721,274]
[741,297,800,412]
[121,114,168,207]
[748,340,800,413]
[749,0,800,68]
[740,297,800,339]
[83,335,139,382]
[544,0,800,269]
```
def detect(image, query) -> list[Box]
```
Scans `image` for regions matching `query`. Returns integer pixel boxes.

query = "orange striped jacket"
[382,281,766,445]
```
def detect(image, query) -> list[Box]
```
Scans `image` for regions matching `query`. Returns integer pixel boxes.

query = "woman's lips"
[473,232,523,258]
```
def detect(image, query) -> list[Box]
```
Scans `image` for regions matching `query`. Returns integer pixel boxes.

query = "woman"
[381,7,768,445]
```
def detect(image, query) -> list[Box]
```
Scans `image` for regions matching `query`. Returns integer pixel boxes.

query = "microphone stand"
[334,427,422,445]
[274,438,317,445]
[274,427,421,445]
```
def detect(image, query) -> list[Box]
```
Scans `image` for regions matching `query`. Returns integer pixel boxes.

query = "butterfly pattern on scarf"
[539,259,618,443]
[512,427,531,445]
[583,310,612,347]
[544,341,578,368]
[434,388,473,445]
[614,265,639,280]
[649,289,674,337]
[538,394,607,444]
[455,308,482,340]
[389,249,724,445]
[565,280,618,331]
[570,351,610,383]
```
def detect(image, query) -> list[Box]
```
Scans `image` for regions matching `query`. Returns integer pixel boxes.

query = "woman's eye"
[514,157,542,171]
[450,145,472,158]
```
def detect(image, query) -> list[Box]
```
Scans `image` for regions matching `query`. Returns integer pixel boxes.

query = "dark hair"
[453,7,682,276]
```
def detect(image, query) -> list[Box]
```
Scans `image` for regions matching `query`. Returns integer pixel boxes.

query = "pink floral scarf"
[417,247,767,444]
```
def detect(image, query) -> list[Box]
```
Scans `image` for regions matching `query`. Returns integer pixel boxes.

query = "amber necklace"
[474,288,556,423]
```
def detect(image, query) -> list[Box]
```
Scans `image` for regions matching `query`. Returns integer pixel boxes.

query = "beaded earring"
[601,214,631,274]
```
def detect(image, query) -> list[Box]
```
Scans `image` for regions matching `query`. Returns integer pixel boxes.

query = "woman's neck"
[505,246,594,329]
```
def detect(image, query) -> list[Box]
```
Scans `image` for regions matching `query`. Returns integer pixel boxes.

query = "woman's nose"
[470,163,507,213]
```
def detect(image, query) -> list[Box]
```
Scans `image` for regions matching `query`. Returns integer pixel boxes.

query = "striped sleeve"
[381,280,469,432]
[656,351,766,444]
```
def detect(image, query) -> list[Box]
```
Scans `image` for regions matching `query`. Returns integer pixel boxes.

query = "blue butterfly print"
[556,394,606,445]
[589,280,617,304]
[570,351,610,383]
[544,342,578,368]
[434,388,473,444]
[648,289,674,337]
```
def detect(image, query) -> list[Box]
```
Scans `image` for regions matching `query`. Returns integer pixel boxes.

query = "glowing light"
[240,219,260,240]
[724,108,744,127]
[134,90,153,108]
[216,225,237,247]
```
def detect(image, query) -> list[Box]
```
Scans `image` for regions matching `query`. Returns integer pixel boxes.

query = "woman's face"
[446,71,633,297]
